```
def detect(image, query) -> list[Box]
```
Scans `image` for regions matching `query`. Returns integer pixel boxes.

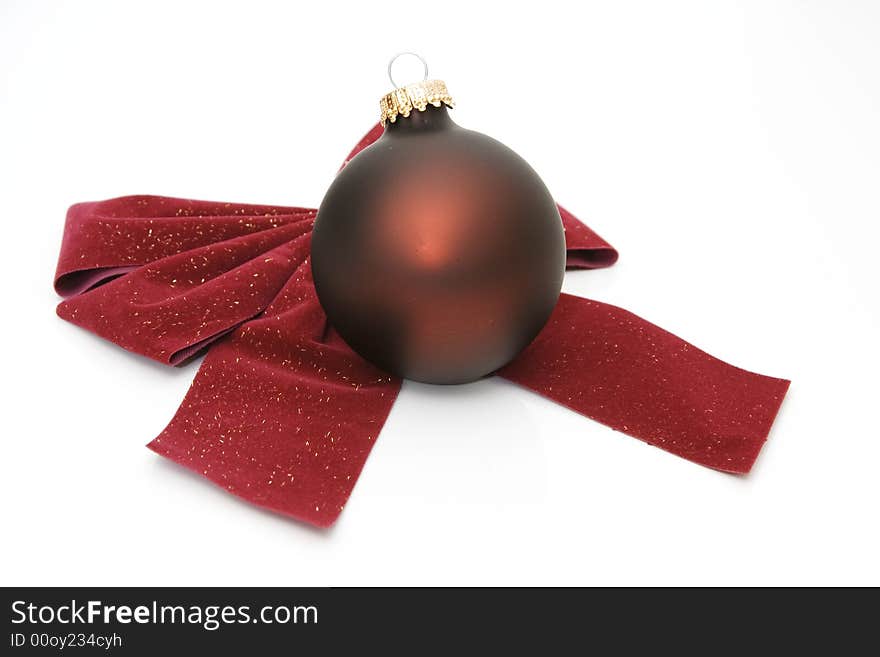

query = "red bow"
[53,124,789,527]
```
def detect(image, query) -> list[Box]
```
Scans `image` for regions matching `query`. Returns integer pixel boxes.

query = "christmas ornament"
[312,55,565,383]
[52,58,790,528]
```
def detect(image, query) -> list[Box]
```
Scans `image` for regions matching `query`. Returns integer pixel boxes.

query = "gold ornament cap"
[380,53,453,126]
[380,79,454,126]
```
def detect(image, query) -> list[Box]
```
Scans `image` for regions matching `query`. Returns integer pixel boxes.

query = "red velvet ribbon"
[54,125,789,527]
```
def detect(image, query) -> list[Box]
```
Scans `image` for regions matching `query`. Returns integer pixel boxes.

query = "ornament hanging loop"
[387,52,429,89]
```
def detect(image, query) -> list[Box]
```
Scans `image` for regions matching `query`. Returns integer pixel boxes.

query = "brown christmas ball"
[311,80,565,384]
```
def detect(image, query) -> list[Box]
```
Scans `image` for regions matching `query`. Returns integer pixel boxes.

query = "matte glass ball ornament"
[311,85,566,384]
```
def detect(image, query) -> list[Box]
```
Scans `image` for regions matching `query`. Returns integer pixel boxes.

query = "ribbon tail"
[498,294,789,474]
[148,255,401,527]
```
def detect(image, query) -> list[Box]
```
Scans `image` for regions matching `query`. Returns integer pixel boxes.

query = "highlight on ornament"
[52,54,790,527]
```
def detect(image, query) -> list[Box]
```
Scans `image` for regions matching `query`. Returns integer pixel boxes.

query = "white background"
[2,0,878,586]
